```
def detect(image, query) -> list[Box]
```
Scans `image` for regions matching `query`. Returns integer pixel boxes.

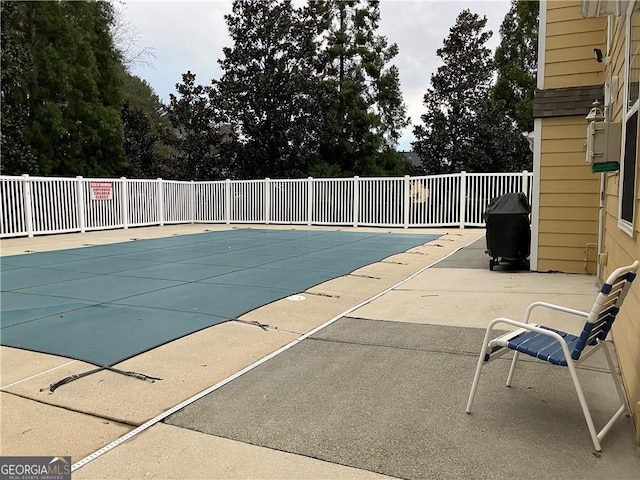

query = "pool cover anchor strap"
[40,366,162,394]
[233,318,270,331]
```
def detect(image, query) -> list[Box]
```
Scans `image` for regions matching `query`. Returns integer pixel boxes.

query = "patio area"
[1,224,638,479]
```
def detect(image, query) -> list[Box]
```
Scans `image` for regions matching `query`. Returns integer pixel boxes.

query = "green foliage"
[120,70,174,177]
[412,10,495,174]
[214,0,323,179]
[312,0,409,176]
[1,1,126,177]
[212,0,409,179]
[493,0,538,133]
[468,97,532,172]
[165,72,227,180]
[0,2,38,175]
[122,101,158,178]
[121,71,166,125]
[412,8,532,174]
[1,0,537,181]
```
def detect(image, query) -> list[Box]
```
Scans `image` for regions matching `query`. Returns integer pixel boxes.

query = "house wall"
[538,117,600,273]
[538,0,640,446]
[536,1,606,274]
[544,2,607,89]
[598,5,640,447]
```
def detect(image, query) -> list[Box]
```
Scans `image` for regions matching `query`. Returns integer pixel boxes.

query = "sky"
[119,0,513,151]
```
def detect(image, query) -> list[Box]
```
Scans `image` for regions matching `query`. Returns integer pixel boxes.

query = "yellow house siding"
[538,0,640,442]
[544,2,606,89]
[599,2,640,443]
[544,74,604,88]
[545,59,604,77]
[536,115,599,274]
[602,161,640,425]
[606,223,640,437]
[546,16,606,36]
[541,164,597,180]
[546,30,607,49]
[539,205,598,220]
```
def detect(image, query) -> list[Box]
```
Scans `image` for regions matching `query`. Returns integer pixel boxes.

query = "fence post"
[121,177,128,229]
[157,178,164,226]
[190,180,196,223]
[225,179,231,224]
[459,171,467,229]
[22,174,34,237]
[353,176,359,227]
[522,170,529,198]
[307,177,313,226]
[76,176,85,233]
[403,175,410,229]
[264,177,270,225]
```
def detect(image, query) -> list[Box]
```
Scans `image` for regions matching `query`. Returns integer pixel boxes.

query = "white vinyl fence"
[0,171,532,238]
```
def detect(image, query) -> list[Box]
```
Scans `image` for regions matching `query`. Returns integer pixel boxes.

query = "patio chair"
[465,260,639,452]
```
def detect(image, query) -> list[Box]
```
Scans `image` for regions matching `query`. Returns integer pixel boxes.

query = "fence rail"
[0,171,533,238]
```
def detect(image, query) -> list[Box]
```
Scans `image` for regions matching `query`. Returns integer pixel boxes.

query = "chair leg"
[466,328,495,413]
[602,342,629,414]
[566,359,602,452]
[506,351,520,387]
[466,352,485,413]
[593,342,629,444]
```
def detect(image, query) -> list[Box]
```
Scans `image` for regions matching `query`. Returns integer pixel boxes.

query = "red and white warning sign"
[89,181,113,200]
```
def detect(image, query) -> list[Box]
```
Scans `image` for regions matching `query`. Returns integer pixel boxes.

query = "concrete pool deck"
[1,225,638,479]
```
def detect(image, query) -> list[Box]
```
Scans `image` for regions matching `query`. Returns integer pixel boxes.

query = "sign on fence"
[90,181,113,200]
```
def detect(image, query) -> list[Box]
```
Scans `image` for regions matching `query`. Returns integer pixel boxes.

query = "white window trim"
[618,0,639,236]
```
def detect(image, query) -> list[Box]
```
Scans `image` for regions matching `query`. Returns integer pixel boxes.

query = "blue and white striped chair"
[466,260,638,452]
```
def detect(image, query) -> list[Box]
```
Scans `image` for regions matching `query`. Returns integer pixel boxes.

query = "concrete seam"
[0,360,77,391]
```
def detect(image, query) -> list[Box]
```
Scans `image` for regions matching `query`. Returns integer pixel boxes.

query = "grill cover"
[485,193,531,261]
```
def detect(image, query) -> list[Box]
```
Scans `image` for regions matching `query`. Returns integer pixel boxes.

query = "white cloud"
[121,0,512,150]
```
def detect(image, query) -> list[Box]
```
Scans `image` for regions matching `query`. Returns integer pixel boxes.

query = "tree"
[214,0,322,179]
[10,1,126,176]
[0,1,38,175]
[468,97,533,172]
[165,72,227,180]
[312,0,409,175]
[493,0,538,134]
[121,71,174,177]
[122,101,158,178]
[412,10,494,174]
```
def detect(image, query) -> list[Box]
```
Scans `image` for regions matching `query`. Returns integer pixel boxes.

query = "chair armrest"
[486,317,573,358]
[523,301,589,324]
[488,317,563,336]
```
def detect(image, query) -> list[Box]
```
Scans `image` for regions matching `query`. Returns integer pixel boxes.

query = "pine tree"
[312,0,409,175]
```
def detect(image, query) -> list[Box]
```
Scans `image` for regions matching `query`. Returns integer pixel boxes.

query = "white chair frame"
[466,261,638,452]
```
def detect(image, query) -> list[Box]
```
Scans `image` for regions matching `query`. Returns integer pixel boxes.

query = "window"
[620,2,640,233]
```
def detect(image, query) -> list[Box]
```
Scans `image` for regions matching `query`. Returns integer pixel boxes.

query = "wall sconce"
[586,100,605,123]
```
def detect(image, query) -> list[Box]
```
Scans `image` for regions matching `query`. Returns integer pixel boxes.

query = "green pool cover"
[1,229,440,366]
